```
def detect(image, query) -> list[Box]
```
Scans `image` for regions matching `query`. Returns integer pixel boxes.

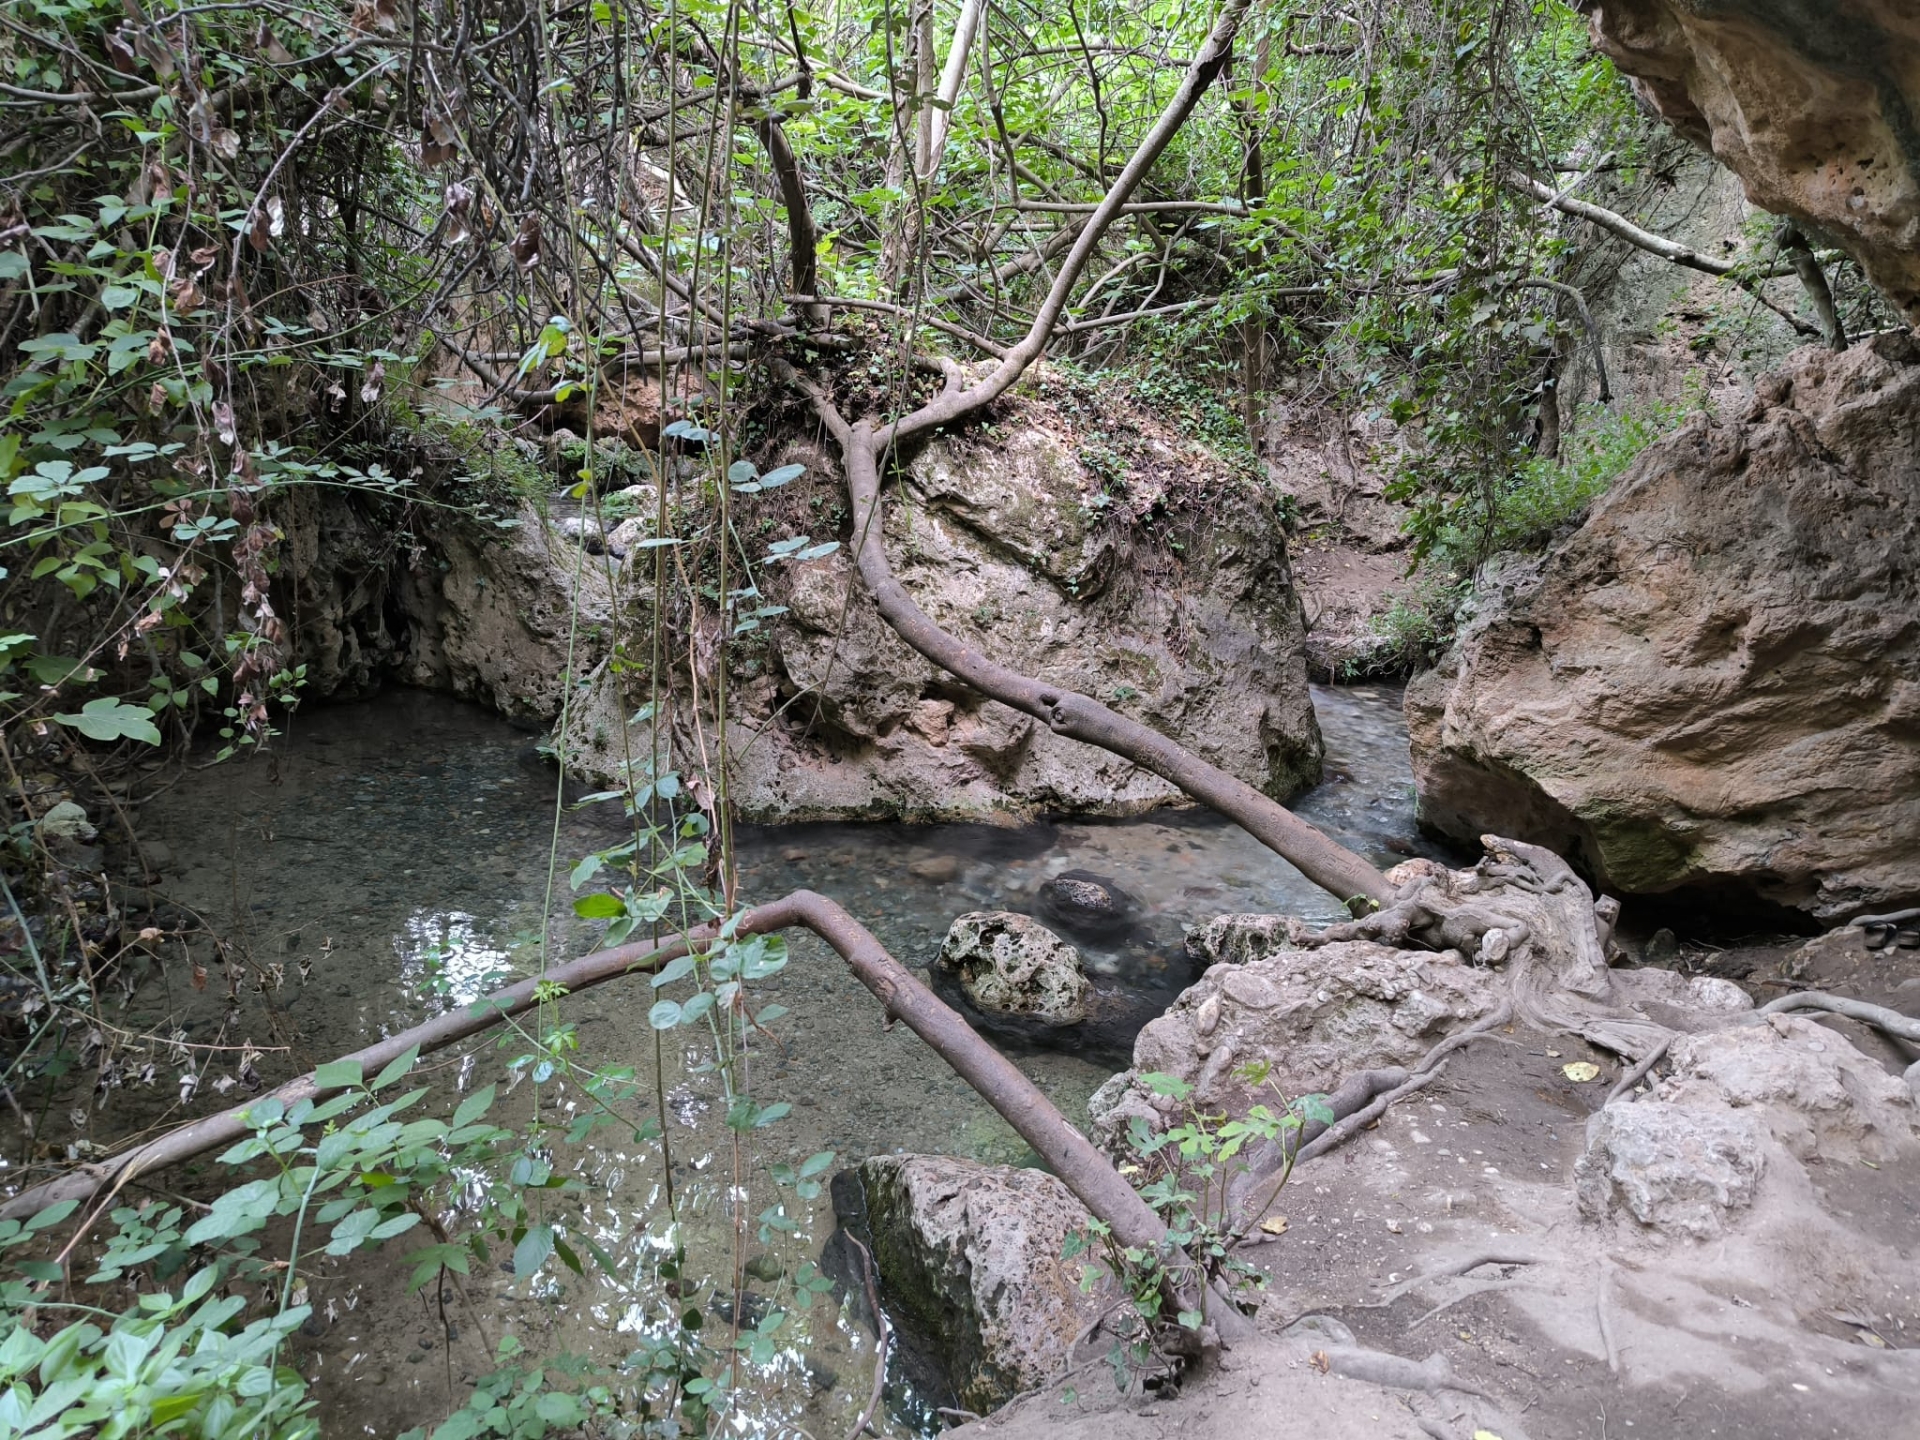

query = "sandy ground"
[956,935,1920,1440]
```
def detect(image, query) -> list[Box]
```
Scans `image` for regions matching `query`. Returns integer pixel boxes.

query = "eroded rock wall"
[1581,0,1920,323]
[568,378,1323,821]
[1407,335,1920,918]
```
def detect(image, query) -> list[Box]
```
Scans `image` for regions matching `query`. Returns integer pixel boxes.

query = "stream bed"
[93,684,1441,1436]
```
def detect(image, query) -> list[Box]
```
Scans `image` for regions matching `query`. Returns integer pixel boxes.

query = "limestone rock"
[1575,1101,1765,1239]
[938,913,1090,1026]
[1185,914,1295,968]
[399,505,615,723]
[857,1155,1098,1414]
[1662,1015,1917,1162]
[1581,0,1920,325]
[288,493,613,724]
[1408,338,1920,919]
[1091,940,1504,1152]
[569,376,1322,821]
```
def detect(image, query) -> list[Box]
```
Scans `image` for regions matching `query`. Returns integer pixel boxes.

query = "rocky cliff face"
[567,375,1324,821]
[1581,0,1920,324]
[1408,335,1920,919]
[285,492,612,725]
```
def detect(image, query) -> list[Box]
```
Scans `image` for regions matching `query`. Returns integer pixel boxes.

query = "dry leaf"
[444,180,474,242]
[1473,1432,1505,1440]
[1259,1215,1289,1236]
[360,359,385,405]
[255,20,294,65]
[509,214,543,270]
[1562,1061,1601,1083]
[105,27,140,74]
[213,400,236,445]
[1308,1350,1330,1374]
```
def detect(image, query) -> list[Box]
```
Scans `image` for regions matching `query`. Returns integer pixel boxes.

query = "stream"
[94,684,1441,1436]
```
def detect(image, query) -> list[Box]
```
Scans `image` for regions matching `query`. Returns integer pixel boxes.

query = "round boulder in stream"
[1035,868,1138,941]
[938,912,1090,1026]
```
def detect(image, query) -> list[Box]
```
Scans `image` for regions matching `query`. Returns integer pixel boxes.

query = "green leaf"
[370,1045,421,1091]
[315,1059,364,1090]
[649,954,695,989]
[53,697,161,745]
[451,1084,496,1128]
[572,892,625,919]
[513,1224,555,1277]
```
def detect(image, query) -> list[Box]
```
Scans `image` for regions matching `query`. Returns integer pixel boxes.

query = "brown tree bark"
[790,0,1395,913]
[0,893,1248,1336]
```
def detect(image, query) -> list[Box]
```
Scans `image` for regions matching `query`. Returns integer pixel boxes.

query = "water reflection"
[125,683,1433,1438]
[395,908,518,1006]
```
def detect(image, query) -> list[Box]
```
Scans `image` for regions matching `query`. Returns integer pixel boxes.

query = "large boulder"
[1407,337,1920,920]
[1662,1014,1916,1162]
[937,913,1090,1026]
[856,1155,1100,1414]
[1575,1101,1766,1239]
[1581,0,1920,325]
[567,370,1323,820]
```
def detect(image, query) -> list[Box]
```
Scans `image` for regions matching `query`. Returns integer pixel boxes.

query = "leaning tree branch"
[785,0,1394,913]
[1511,277,1611,404]
[1507,170,1822,339]
[0,891,1248,1338]
[1774,220,1847,352]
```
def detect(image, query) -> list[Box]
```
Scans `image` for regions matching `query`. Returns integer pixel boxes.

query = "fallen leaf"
[1308,1350,1330,1374]
[1562,1061,1601,1083]
[1260,1216,1289,1236]
[1473,1431,1504,1440]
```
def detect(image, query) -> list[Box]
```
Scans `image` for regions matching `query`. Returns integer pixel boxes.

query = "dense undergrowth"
[0,0,1872,1433]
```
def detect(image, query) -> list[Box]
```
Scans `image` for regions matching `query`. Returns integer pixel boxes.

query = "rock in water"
[1575,1102,1765,1239]
[1408,337,1920,920]
[938,913,1089,1026]
[1036,869,1137,940]
[856,1156,1100,1414]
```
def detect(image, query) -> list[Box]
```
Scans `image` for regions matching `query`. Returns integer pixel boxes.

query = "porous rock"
[1090,939,1504,1152]
[1661,1015,1917,1162]
[938,913,1090,1026]
[1408,338,1920,919]
[857,1155,1098,1414]
[1581,0,1920,325]
[1575,1101,1766,1239]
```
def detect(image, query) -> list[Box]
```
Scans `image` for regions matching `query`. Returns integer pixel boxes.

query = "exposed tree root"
[1372,1250,1547,1308]
[843,1234,892,1440]
[1320,1345,1492,1401]
[0,891,1249,1341]
[1753,990,1920,1043]
[1605,1037,1673,1105]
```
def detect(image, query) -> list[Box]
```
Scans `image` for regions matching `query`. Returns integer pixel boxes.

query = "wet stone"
[1036,869,1137,940]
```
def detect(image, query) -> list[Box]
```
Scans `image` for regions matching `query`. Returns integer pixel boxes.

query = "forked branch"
[787,0,1395,913]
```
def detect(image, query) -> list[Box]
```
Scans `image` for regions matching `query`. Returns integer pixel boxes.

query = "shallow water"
[46,684,1437,1436]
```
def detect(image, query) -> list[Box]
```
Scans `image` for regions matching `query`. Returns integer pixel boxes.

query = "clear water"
[46,684,1435,1436]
